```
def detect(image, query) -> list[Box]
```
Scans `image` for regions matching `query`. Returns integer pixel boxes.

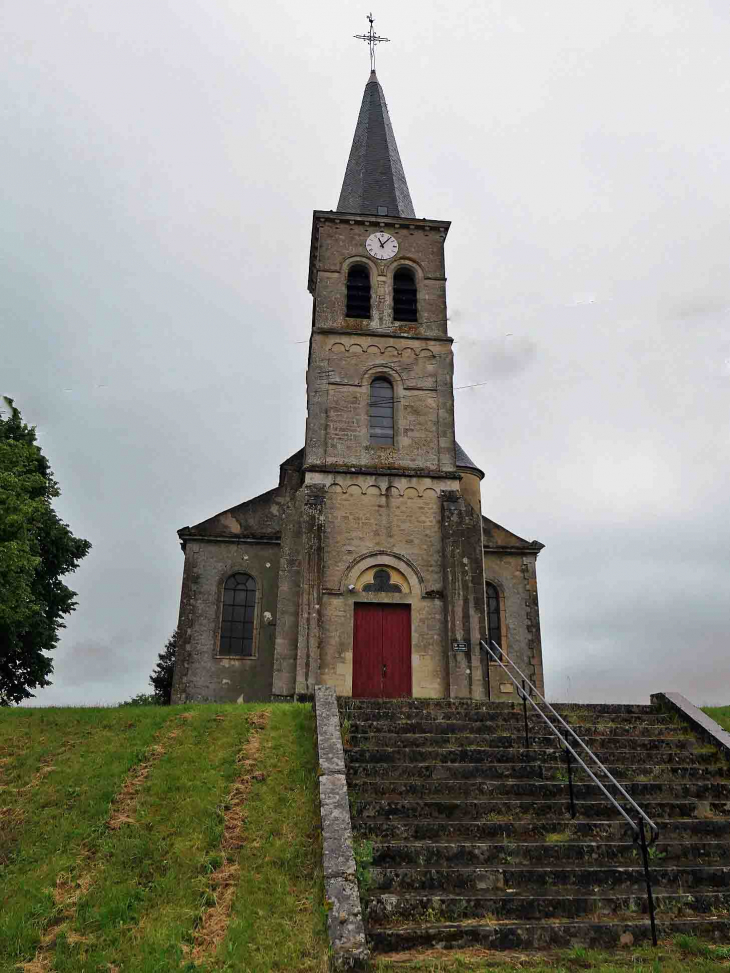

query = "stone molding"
[314,685,370,970]
[651,692,730,762]
[314,328,453,343]
[328,342,440,358]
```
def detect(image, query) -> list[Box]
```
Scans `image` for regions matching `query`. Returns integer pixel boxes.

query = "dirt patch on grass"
[18,713,191,970]
[190,709,271,964]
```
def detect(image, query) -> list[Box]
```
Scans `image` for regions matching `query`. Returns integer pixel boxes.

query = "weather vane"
[354,13,390,72]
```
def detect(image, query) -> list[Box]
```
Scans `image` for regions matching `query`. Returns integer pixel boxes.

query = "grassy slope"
[704,706,730,734]
[0,703,327,973]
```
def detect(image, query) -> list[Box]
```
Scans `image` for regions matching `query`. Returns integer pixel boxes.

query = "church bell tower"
[172,57,545,707]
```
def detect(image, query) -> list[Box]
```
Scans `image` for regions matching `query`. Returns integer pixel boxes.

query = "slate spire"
[337,71,415,218]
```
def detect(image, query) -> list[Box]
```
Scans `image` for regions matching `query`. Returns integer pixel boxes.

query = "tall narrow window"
[486,582,503,661]
[393,266,418,322]
[346,264,371,319]
[220,573,257,657]
[369,377,394,445]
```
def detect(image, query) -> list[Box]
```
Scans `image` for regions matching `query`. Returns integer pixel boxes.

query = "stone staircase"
[339,698,730,954]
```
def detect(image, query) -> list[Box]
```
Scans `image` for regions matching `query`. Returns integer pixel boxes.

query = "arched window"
[362,568,403,592]
[369,378,394,445]
[346,264,371,319]
[220,573,257,657]
[486,582,503,662]
[393,266,418,322]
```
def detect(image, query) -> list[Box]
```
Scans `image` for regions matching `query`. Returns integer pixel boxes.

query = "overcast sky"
[3,0,729,706]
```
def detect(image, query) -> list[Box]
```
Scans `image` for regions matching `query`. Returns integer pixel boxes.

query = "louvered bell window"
[393,267,418,322]
[369,378,394,446]
[220,573,257,657]
[346,264,371,319]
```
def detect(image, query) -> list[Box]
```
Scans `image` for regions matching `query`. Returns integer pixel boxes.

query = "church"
[171,68,545,705]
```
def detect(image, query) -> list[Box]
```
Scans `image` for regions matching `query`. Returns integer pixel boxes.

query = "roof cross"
[354,12,390,72]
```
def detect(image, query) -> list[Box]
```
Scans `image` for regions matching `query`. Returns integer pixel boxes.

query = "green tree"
[149,629,177,704]
[0,398,91,704]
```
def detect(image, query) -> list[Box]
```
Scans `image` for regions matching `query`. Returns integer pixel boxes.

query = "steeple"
[336,70,415,219]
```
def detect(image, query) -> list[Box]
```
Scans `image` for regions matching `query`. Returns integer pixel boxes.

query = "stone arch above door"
[340,551,425,596]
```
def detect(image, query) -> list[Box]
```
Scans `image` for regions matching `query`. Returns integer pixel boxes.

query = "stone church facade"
[171,71,545,704]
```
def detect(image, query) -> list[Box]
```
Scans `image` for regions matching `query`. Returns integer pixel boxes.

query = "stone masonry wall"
[311,215,449,338]
[483,551,544,699]
[171,540,280,703]
[305,335,456,474]
[311,472,452,698]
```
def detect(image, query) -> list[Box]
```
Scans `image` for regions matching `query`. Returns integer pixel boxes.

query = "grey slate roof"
[337,71,415,218]
[454,441,485,479]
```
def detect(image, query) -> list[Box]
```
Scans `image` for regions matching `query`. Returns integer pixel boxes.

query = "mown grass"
[216,703,328,972]
[704,706,730,734]
[0,705,175,966]
[0,702,327,973]
[375,936,730,971]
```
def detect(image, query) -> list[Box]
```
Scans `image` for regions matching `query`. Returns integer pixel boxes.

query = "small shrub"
[119,693,158,707]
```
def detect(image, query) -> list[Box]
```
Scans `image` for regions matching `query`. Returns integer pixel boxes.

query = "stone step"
[368,917,730,953]
[346,709,676,726]
[348,720,685,738]
[370,839,730,867]
[346,761,726,782]
[340,699,657,715]
[368,864,730,893]
[365,888,730,925]
[353,817,730,843]
[351,779,730,801]
[353,798,730,820]
[349,733,698,751]
[348,746,718,766]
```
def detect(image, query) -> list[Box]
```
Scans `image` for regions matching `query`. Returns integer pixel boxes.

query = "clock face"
[366,232,399,260]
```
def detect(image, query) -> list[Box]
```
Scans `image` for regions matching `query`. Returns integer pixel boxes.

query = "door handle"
[382,664,387,678]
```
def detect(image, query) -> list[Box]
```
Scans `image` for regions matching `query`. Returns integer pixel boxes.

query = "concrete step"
[368,917,730,953]
[351,779,730,801]
[370,839,730,868]
[348,720,686,738]
[348,733,697,750]
[354,798,730,820]
[365,888,730,925]
[346,761,726,782]
[348,746,719,767]
[368,864,730,893]
[353,817,730,843]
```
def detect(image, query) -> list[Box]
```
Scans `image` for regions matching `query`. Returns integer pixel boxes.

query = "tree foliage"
[0,398,91,704]
[149,629,178,704]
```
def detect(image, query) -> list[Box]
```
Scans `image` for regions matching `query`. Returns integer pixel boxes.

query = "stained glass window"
[486,582,503,662]
[362,568,403,593]
[220,573,257,657]
[369,378,394,445]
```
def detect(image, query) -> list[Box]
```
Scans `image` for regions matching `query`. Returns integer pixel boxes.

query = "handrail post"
[521,679,530,749]
[638,819,658,946]
[565,748,576,819]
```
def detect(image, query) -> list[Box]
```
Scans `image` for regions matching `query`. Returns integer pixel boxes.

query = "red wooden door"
[352,603,411,698]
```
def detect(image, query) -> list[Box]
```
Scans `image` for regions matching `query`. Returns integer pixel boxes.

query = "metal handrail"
[481,639,660,945]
